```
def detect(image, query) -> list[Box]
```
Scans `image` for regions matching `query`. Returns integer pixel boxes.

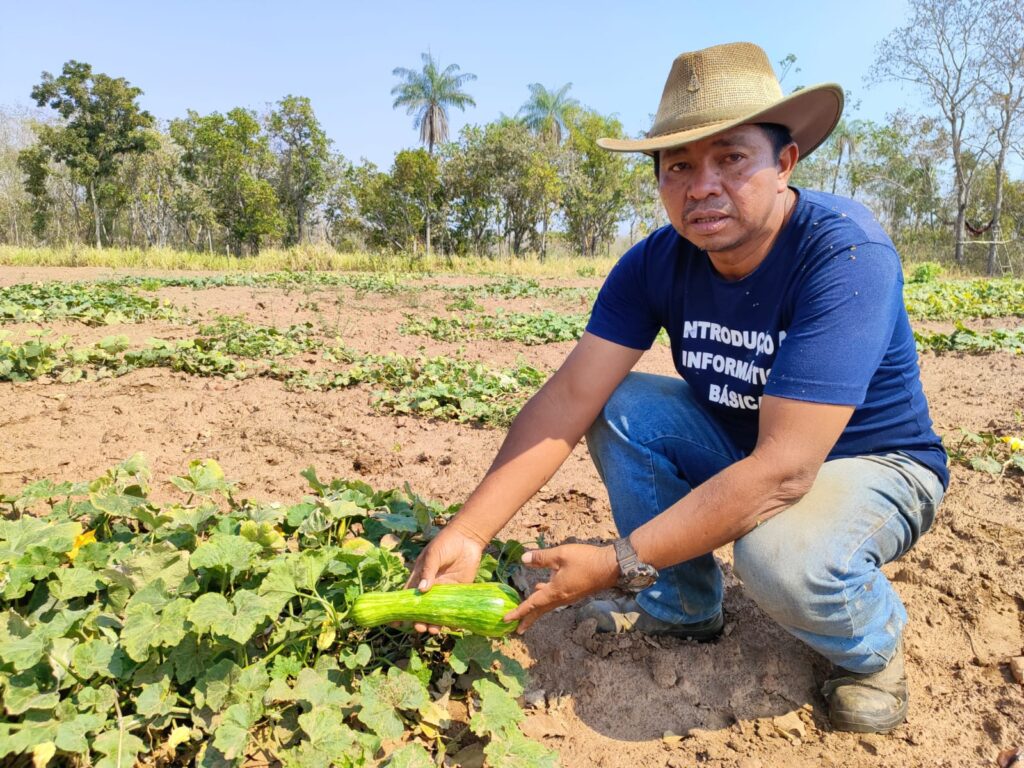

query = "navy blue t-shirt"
[586,188,949,489]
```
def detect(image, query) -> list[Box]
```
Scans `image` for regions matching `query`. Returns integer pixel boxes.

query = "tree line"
[0,56,654,260]
[0,0,1021,271]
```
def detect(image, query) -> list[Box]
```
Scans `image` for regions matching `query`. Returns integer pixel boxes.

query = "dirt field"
[1,266,1022,768]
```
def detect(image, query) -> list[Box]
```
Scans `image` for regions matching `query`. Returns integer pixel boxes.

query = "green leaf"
[93,729,147,768]
[339,642,372,670]
[232,663,270,707]
[970,455,1003,474]
[3,673,59,715]
[188,592,234,635]
[119,543,191,593]
[73,638,117,678]
[269,654,303,680]
[212,702,255,760]
[0,518,82,559]
[135,676,173,717]
[194,658,242,711]
[469,678,523,738]
[190,533,260,575]
[484,729,559,768]
[120,598,191,662]
[372,513,419,532]
[75,684,117,713]
[168,632,217,685]
[229,589,271,644]
[0,629,47,671]
[170,459,230,496]
[54,711,107,753]
[51,566,103,600]
[295,705,376,763]
[357,667,429,740]
[256,560,298,615]
[386,743,434,768]
[164,503,218,532]
[451,635,525,695]
[294,667,352,709]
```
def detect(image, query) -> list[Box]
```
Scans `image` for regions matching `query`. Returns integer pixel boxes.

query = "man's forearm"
[629,452,811,570]
[448,379,599,544]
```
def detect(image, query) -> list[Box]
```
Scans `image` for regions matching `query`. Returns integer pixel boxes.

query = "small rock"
[1010,656,1024,684]
[772,711,806,742]
[661,730,683,745]
[649,655,678,688]
[523,689,546,709]
[736,759,764,768]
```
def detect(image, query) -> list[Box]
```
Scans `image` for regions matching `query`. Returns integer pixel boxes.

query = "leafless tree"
[870,0,992,264]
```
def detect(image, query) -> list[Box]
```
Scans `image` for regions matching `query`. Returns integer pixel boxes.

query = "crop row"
[0,282,178,326]
[6,276,1024,328]
[914,324,1024,354]
[401,311,588,346]
[0,325,544,428]
[0,456,554,767]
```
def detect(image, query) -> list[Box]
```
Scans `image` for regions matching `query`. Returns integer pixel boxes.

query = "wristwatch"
[612,536,658,592]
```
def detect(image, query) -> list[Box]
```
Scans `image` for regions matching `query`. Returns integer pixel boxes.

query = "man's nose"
[687,162,722,199]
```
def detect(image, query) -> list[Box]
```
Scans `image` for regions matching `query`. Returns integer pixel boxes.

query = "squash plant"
[0,457,555,767]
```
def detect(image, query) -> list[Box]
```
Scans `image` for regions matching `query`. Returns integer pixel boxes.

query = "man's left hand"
[502,543,619,633]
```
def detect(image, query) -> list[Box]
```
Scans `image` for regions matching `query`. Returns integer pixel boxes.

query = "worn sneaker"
[822,639,908,733]
[577,595,724,642]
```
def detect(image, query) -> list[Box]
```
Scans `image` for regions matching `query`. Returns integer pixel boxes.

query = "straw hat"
[598,42,843,159]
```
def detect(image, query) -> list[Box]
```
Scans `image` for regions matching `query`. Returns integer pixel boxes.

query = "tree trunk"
[954,200,967,265]
[987,87,1016,276]
[426,210,431,257]
[987,158,1007,276]
[831,149,843,195]
[88,181,103,249]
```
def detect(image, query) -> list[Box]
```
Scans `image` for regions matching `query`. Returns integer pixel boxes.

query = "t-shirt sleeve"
[585,240,663,350]
[764,242,901,406]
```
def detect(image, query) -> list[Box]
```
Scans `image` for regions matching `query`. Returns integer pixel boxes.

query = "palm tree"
[391,53,477,156]
[517,82,579,145]
[830,120,859,196]
[391,53,476,256]
[517,83,578,258]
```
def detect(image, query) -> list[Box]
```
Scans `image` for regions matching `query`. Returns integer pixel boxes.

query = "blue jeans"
[585,372,944,674]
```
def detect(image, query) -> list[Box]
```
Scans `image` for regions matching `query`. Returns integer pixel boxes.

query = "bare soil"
[1,266,1021,768]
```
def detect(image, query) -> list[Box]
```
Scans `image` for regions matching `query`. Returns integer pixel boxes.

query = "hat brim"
[597,82,844,160]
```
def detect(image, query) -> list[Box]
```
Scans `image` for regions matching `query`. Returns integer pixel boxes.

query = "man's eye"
[724,153,744,163]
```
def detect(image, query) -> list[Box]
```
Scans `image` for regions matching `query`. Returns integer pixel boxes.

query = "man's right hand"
[404,522,487,634]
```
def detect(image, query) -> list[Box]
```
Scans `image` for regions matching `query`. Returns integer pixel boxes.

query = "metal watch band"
[613,536,641,574]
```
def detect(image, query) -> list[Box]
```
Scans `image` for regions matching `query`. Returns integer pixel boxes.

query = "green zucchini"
[350,582,520,637]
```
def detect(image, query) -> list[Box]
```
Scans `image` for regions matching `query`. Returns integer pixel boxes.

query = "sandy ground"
[1,267,1022,768]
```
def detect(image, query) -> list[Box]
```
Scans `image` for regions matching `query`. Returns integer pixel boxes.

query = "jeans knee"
[734,531,842,631]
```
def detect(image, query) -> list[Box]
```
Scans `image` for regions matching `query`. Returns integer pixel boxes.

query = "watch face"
[620,564,658,592]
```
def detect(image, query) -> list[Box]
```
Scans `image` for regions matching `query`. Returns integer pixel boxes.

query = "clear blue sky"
[1,1,917,167]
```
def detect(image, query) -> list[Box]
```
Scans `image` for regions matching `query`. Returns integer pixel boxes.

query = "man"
[407,41,947,734]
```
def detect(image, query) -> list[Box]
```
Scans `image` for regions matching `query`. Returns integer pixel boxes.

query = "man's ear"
[778,143,799,184]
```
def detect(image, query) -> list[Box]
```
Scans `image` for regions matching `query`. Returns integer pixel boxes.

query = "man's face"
[658,125,794,265]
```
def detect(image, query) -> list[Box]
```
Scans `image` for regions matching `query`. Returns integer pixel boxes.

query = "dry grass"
[0,245,619,279]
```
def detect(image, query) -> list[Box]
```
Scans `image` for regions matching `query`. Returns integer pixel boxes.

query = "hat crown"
[649,42,784,139]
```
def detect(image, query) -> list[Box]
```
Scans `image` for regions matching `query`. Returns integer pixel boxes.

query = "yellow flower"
[67,529,96,561]
[1000,436,1024,452]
